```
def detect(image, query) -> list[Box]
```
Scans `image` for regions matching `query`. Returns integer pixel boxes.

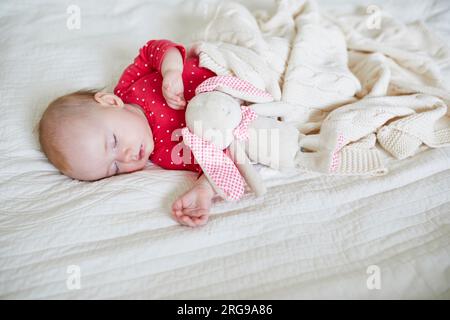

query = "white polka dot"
[158,158,162,161]
[160,114,164,118]
[142,88,146,91]
[189,80,193,83]
[150,54,153,57]
[145,64,148,67]
[142,99,145,102]
[144,80,147,83]
[132,80,134,83]
[163,103,166,106]
[191,71,195,74]
[154,79,157,82]
[170,118,174,121]
[166,130,170,133]
[166,149,169,152]
[121,80,124,83]
[203,76,207,78]
[157,125,160,128]
[132,87,135,91]
[137,72,140,76]
[181,123,184,126]
[153,89,156,92]
[188,90,191,93]
[160,139,163,143]
[183,164,186,167]
[156,47,160,50]
[152,101,155,104]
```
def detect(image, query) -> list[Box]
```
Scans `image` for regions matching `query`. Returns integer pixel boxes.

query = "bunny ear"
[195,76,274,103]
[181,128,245,201]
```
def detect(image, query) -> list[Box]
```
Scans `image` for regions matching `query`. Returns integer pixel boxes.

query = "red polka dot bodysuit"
[114,39,216,173]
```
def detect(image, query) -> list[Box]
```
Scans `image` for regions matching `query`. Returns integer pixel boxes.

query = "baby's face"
[65,102,154,181]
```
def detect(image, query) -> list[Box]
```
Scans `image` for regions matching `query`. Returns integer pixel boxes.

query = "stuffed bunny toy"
[181,76,301,201]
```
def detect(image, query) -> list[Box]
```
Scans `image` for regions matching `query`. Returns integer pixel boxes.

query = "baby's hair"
[38,88,102,175]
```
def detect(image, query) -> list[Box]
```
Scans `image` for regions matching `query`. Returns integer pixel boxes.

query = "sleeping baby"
[38,39,219,228]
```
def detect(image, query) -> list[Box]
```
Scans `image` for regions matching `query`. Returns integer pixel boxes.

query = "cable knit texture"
[189,0,450,175]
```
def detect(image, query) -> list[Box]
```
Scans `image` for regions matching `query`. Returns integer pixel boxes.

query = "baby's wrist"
[162,67,182,78]
[161,48,184,77]
[196,174,216,197]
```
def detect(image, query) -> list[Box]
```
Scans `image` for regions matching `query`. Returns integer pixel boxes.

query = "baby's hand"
[162,70,186,110]
[171,183,214,227]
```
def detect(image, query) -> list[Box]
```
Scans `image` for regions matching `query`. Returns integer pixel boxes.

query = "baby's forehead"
[52,112,104,145]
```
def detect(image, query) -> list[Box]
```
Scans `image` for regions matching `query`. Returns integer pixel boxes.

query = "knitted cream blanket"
[189,0,450,175]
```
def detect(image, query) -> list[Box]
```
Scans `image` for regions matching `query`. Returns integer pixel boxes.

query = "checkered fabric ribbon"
[181,128,245,201]
[195,75,273,101]
[233,106,257,141]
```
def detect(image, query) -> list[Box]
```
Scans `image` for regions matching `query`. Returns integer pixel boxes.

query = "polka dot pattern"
[113,39,216,173]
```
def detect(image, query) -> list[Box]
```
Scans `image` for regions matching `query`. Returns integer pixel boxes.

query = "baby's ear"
[94,92,124,108]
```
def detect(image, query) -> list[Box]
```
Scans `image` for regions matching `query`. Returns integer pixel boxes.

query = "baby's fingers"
[182,207,209,217]
[179,215,197,228]
[192,214,209,226]
[166,98,185,110]
[168,94,185,106]
[163,85,182,100]
[164,93,185,109]
[179,214,208,227]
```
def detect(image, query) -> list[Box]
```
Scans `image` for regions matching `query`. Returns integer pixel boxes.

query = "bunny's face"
[185,92,242,150]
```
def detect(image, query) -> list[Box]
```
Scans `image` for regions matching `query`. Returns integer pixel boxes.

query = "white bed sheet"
[0,0,449,299]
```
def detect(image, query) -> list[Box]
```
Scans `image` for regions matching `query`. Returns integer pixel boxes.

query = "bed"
[0,0,449,299]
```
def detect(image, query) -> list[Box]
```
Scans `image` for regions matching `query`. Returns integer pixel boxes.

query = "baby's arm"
[171,174,216,227]
[114,39,185,97]
[161,48,186,109]
[161,47,184,75]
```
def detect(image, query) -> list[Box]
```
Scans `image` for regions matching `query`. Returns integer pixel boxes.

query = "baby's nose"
[122,147,137,163]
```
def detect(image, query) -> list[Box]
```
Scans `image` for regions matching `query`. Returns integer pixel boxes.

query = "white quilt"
[189,0,450,176]
[0,0,449,299]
